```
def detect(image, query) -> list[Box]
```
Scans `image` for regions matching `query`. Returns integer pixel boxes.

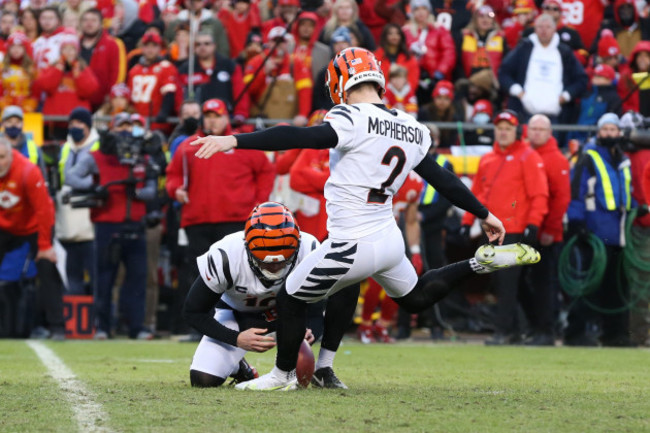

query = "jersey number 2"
[367,146,406,204]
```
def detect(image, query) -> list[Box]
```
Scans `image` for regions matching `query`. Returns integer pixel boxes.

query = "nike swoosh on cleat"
[312,376,325,387]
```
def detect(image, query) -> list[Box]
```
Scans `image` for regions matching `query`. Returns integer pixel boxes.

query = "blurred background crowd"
[1,0,650,347]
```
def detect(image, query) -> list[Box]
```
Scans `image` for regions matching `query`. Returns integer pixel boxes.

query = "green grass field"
[1,339,648,433]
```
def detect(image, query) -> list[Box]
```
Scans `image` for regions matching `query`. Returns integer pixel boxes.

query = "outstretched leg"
[393,260,476,313]
[394,243,541,313]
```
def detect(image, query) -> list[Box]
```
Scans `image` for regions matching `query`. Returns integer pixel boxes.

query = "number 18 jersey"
[323,103,431,239]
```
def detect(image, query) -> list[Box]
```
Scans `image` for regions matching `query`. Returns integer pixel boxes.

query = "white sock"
[271,366,294,380]
[315,348,336,370]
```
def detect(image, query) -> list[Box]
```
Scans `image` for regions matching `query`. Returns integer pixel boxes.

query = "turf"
[1,339,649,433]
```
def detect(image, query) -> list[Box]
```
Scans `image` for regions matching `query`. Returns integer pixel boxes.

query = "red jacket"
[402,23,456,79]
[85,31,127,109]
[531,136,571,241]
[630,149,650,228]
[219,5,262,59]
[35,63,100,115]
[0,150,54,250]
[166,132,276,227]
[462,140,549,233]
[90,151,147,224]
[289,148,329,242]
[275,148,302,175]
[374,48,420,91]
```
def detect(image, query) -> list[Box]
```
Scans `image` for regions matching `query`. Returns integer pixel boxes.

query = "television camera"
[62,130,163,209]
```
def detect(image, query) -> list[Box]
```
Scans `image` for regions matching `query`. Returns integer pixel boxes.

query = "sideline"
[26,341,115,433]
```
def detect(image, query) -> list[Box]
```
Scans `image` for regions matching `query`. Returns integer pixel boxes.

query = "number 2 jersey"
[323,103,431,240]
[196,231,320,313]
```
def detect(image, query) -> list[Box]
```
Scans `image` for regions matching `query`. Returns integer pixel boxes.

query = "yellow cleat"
[474,243,541,274]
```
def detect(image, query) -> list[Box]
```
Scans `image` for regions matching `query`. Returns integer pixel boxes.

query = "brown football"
[296,339,315,388]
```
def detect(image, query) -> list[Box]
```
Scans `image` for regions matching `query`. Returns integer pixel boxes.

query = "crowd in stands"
[1,0,650,346]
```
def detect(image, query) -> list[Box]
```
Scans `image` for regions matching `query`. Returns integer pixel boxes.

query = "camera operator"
[65,129,159,340]
[565,113,636,347]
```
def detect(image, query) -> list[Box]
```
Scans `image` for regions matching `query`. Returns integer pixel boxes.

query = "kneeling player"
[183,202,318,387]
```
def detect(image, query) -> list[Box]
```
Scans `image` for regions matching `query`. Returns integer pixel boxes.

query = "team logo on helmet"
[325,47,385,105]
[244,202,301,285]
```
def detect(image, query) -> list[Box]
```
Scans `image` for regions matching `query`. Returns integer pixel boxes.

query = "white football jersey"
[323,103,432,239]
[196,231,320,312]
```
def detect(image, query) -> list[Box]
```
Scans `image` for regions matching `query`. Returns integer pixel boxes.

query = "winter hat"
[410,0,432,13]
[494,110,519,126]
[141,32,164,46]
[593,64,616,81]
[2,106,24,122]
[267,26,290,42]
[6,32,32,58]
[597,112,620,129]
[297,11,319,23]
[473,99,493,117]
[68,107,93,128]
[330,26,352,47]
[432,80,454,99]
[469,69,496,93]
[59,28,80,51]
[598,34,620,58]
[476,5,495,17]
[202,99,229,116]
[246,31,264,46]
[111,112,132,128]
[110,83,130,99]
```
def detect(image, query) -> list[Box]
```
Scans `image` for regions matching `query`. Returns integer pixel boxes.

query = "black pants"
[490,233,524,335]
[173,222,245,334]
[519,242,561,336]
[33,259,65,332]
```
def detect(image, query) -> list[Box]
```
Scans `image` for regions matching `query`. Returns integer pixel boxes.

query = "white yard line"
[26,341,115,433]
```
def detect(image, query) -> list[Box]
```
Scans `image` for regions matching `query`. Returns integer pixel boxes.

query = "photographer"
[65,130,159,340]
[565,113,635,347]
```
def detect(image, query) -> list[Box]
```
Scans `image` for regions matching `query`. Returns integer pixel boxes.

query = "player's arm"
[183,277,277,352]
[414,154,488,218]
[182,276,238,345]
[414,154,505,244]
[192,124,338,159]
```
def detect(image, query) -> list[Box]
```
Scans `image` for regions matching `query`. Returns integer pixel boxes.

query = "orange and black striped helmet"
[326,47,385,105]
[245,202,301,284]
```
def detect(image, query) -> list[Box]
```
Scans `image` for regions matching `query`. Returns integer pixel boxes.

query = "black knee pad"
[190,369,226,388]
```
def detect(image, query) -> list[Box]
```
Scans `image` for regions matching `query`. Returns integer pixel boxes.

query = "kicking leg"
[393,260,476,313]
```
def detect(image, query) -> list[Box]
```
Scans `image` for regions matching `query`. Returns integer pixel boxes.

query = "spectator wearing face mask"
[56,107,100,296]
[565,113,636,347]
[463,99,494,150]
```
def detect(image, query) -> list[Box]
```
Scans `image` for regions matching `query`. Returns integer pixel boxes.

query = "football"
[296,339,315,388]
